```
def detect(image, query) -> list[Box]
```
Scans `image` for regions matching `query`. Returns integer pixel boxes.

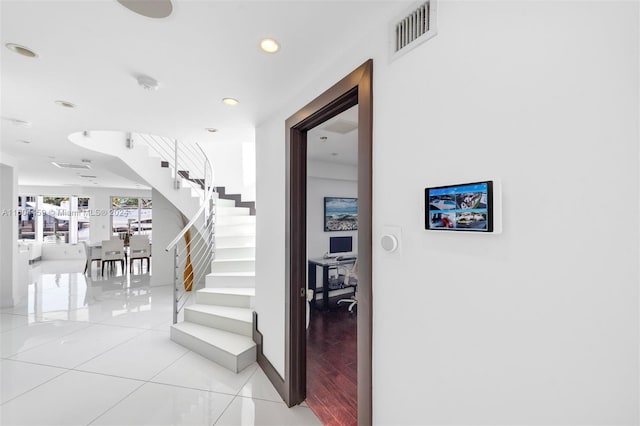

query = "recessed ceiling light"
[320,136,328,142]
[117,0,173,19]
[5,43,38,58]
[48,156,56,159]
[205,128,218,133]
[18,140,31,144]
[55,100,76,108]
[222,98,239,106]
[260,38,280,53]
[331,152,339,156]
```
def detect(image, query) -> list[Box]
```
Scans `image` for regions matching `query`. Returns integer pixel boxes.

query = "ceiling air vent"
[390,1,437,62]
[51,162,92,170]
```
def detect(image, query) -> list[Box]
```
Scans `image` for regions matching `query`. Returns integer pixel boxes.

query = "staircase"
[170,195,257,373]
[68,130,257,373]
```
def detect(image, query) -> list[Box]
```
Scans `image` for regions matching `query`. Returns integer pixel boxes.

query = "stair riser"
[211,260,255,273]
[170,327,255,373]
[216,215,256,226]
[215,247,255,259]
[216,224,255,237]
[195,291,254,308]
[206,274,255,288]
[215,236,255,248]
[185,309,252,337]
[217,207,250,216]
[215,198,236,207]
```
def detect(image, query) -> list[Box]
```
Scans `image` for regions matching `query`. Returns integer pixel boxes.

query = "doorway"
[285,60,373,424]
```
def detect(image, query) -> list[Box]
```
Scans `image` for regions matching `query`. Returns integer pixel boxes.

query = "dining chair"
[129,235,151,273]
[101,239,125,275]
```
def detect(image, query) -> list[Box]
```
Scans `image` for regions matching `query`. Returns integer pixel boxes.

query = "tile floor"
[0,260,321,425]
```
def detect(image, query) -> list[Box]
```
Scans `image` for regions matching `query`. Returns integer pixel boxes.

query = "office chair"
[337,259,358,313]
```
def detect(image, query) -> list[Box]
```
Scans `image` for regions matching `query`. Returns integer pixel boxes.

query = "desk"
[308,256,357,310]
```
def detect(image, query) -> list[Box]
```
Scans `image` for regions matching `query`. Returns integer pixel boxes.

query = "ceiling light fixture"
[320,136,328,142]
[18,140,31,144]
[137,75,160,91]
[5,43,38,58]
[117,0,173,19]
[55,100,76,108]
[260,38,280,53]
[205,128,218,133]
[222,97,239,106]
[331,152,339,156]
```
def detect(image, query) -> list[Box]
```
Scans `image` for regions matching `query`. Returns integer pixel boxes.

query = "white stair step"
[217,207,250,216]
[212,258,255,273]
[216,215,256,226]
[196,287,255,308]
[215,247,255,259]
[216,223,255,237]
[170,322,256,373]
[184,304,253,336]
[215,198,236,207]
[215,236,255,248]
[206,272,255,288]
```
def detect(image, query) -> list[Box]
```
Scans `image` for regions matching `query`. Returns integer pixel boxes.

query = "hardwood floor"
[306,306,357,426]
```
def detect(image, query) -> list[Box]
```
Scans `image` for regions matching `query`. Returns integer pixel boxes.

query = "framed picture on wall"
[324,197,358,231]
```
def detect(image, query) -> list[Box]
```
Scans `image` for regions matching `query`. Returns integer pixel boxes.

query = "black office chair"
[337,259,358,313]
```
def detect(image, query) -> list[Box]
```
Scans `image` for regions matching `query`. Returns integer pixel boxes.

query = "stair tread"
[198,288,255,296]
[186,304,253,322]
[209,271,255,277]
[213,257,255,262]
[171,322,255,355]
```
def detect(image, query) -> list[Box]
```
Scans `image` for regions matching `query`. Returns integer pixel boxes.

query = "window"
[77,197,91,242]
[111,197,152,241]
[42,196,70,243]
[17,195,36,240]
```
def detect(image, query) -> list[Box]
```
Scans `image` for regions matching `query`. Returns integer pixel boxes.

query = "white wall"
[0,163,21,308]
[201,128,256,201]
[18,186,152,245]
[151,189,183,287]
[307,161,358,259]
[255,1,639,424]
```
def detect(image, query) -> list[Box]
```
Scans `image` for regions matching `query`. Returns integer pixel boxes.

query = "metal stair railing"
[133,134,216,324]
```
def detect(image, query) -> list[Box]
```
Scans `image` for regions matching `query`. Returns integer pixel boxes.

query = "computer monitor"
[329,236,352,254]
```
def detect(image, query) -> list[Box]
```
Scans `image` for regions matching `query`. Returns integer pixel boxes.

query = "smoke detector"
[137,75,159,91]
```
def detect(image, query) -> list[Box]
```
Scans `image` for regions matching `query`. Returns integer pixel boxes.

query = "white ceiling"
[307,105,358,167]
[0,0,401,188]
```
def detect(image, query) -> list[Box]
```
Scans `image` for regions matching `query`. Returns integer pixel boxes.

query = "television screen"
[425,181,493,232]
[330,236,353,254]
[324,197,358,232]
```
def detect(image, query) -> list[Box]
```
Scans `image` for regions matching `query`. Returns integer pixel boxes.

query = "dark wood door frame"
[284,59,373,424]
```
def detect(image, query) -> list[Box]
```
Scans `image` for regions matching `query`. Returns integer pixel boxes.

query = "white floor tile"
[0,319,90,357]
[239,367,284,403]
[76,330,189,380]
[91,382,234,426]
[0,313,30,332]
[11,323,144,368]
[0,359,66,404]
[215,396,322,426]
[99,305,173,329]
[0,370,142,426]
[151,351,258,395]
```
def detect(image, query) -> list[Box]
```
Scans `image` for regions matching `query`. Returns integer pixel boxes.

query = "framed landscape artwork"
[324,197,358,231]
